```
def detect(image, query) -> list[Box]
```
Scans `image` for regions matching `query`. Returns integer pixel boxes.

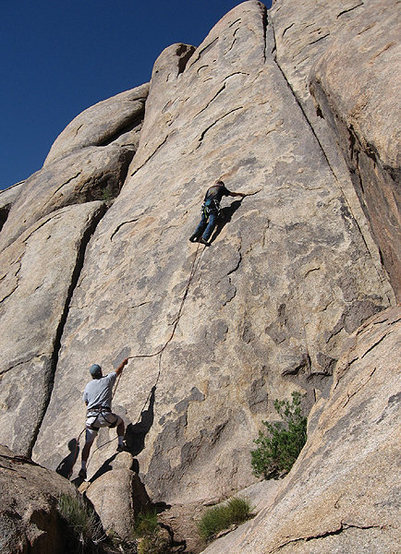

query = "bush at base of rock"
[133,509,171,554]
[251,392,307,479]
[197,497,252,542]
[57,493,104,550]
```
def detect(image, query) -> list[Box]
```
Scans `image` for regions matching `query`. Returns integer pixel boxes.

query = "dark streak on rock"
[229,18,241,28]
[97,101,146,147]
[342,367,376,408]
[282,22,295,37]
[227,251,242,276]
[52,172,82,195]
[277,521,384,550]
[0,358,33,377]
[196,107,244,148]
[187,38,219,70]
[262,3,268,63]
[360,333,388,358]
[131,134,171,176]
[176,44,196,76]
[194,84,226,118]
[110,218,140,241]
[337,3,364,18]
[308,33,330,46]
[227,28,240,53]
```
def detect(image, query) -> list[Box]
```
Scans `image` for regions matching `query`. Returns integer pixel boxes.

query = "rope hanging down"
[84,242,205,468]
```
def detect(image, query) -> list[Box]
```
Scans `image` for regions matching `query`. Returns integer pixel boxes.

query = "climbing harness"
[86,407,118,430]
[202,197,220,217]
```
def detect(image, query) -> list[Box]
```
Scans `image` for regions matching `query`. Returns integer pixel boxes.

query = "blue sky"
[1,0,271,191]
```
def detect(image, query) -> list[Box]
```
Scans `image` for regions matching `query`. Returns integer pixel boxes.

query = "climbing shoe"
[116,443,127,453]
[78,468,87,480]
[199,238,211,246]
[189,235,198,243]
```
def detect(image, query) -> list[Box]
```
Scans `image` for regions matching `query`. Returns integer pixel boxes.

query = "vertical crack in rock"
[28,204,108,456]
[269,17,385,278]
[270,20,335,178]
[0,206,10,233]
[262,2,268,62]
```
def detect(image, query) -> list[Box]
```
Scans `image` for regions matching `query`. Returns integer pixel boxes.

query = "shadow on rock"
[56,438,79,480]
[89,452,118,483]
[125,386,156,457]
[210,198,244,244]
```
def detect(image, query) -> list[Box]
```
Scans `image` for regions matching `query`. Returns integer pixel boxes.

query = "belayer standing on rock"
[189,180,246,246]
[79,358,128,479]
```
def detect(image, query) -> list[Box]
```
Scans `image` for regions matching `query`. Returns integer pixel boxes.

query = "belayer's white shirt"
[83,372,117,412]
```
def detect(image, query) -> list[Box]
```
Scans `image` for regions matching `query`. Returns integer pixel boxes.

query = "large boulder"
[85,451,151,540]
[44,83,149,165]
[0,445,83,554]
[33,0,393,507]
[0,84,148,456]
[205,307,401,552]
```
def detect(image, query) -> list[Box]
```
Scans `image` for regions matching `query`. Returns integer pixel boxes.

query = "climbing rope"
[83,242,205,470]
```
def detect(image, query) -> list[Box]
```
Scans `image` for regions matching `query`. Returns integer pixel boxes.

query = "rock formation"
[205,307,401,552]
[0,445,85,553]
[0,0,400,551]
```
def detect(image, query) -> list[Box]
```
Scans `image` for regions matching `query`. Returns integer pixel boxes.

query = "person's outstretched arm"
[229,191,246,198]
[115,358,129,376]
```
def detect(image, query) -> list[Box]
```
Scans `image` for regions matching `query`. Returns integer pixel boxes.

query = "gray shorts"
[85,412,122,443]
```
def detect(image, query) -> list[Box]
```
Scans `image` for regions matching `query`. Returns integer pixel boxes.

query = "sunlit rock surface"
[0,1,399,551]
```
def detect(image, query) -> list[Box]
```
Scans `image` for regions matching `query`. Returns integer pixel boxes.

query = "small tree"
[251,391,307,479]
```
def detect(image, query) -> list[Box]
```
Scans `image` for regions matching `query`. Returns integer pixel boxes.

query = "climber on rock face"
[79,358,128,480]
[189,180,246,246]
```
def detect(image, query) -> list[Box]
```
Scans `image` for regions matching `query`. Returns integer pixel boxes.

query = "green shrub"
[251,391,307,479]
[197,497,252,542]
[133,509,170,554]
[133,508,159,538]
[57,493,103,547]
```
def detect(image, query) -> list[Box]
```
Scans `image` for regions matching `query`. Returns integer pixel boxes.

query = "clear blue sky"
[1,0,271,191]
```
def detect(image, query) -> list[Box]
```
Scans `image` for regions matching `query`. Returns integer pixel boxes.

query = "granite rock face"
[0,202,105,455]
[0,445,81,554]
[206,308,401,552]
[0,85,149,456]
[270,0,401,299]
[0,0,400,551]
[33,1,392,507]
[309,0,401,299]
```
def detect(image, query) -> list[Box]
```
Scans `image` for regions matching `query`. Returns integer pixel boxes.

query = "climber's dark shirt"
[204,184,231,203]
